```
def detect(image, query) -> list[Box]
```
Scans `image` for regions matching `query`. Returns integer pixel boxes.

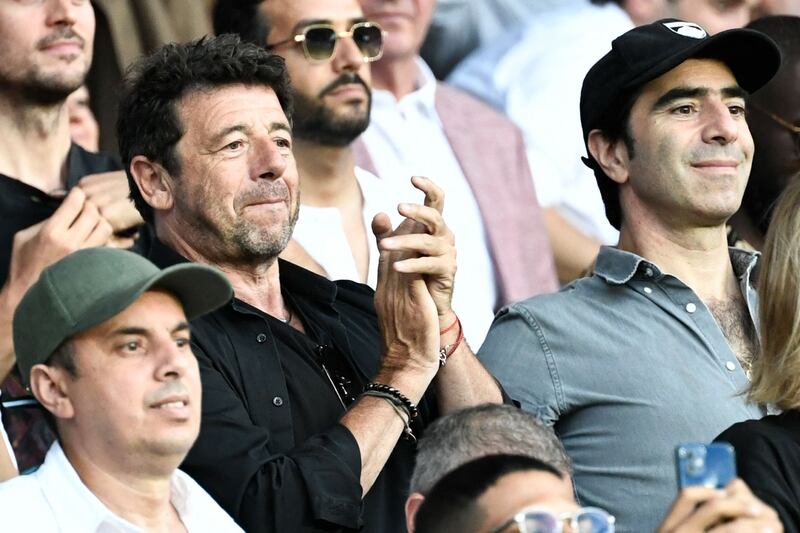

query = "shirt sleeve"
[477,303,563,425]
[182,342,364,533]
[715,424,800,532]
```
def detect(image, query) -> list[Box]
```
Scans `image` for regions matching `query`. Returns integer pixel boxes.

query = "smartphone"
[675,443,736,489]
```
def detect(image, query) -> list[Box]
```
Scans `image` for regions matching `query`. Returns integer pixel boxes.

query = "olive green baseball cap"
[13,247,233,387]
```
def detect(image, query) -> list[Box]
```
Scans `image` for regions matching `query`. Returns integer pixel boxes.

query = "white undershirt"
[362,58,497,347]
[292,167,408,289]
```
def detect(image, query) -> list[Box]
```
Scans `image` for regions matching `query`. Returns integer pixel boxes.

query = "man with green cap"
[0,247,244,532]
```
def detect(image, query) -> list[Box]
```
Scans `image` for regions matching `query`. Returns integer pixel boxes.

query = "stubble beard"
[176,190,301,266]
[230,200,300,261]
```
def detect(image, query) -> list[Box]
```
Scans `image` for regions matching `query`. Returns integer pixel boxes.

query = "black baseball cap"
[13,248,233,388]
[580,19,781,230]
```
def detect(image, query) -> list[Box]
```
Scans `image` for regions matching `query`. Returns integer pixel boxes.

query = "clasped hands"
[372,176,457,377]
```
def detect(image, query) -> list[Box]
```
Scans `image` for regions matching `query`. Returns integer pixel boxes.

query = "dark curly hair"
[117,33,293,223]
[213,0,272,45]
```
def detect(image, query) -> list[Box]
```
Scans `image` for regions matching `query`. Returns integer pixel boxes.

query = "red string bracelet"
[439,316,464,367]
[440,315,459,335]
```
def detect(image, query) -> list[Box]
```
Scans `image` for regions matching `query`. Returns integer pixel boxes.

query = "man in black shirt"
[0,0,144,471]
[119,34,503,532]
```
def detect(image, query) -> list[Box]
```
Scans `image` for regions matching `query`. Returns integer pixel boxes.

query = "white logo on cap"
[663,22,707,39]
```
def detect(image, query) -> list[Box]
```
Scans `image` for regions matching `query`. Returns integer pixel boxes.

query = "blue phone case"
[676,442,736,489]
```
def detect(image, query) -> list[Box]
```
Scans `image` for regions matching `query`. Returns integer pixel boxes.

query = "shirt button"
[256,333,267,343]
[644,267,654,278]
[643,287,653,294]
[685,303,697,313]
[725,361,737,371]
[272,396,284,407]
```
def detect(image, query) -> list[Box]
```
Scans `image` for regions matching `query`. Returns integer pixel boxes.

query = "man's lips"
[150,395,189,409]
[325,83,367,99]
[691,160,740,171]
[40,40,84,55]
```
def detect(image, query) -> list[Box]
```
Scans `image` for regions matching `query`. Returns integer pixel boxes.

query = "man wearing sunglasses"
[730,15,800,250]
[355,0,558,348]
[413,454,780,533]
[213,0,415,292]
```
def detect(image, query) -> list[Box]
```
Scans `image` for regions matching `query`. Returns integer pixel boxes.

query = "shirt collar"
[594,245,760,286]
[37,442,140,532]
[37,442,200,532]
[371,56,439,121]
[147,237,339,308]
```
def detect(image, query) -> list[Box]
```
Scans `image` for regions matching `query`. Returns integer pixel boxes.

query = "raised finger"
[410,176,444,214]
[397,203,449,237]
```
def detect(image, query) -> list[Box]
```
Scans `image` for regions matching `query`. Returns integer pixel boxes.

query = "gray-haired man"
[405,404,571,532]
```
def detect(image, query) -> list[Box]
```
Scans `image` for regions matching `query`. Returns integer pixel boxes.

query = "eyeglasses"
[750,102,800,156]
[266,21,385,63]
[490,506,615,533]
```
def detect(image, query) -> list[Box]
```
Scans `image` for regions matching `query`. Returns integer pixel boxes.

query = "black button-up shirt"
[0,143,121,286]
[147,238,439,532]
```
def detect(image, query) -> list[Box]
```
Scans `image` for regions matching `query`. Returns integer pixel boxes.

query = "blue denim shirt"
[478,246,765,533]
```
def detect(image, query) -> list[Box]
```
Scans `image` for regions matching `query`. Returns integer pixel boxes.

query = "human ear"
[130,156,175,211]
[587,129,630,185]
[405,492,425,533]
[29,365,75,420]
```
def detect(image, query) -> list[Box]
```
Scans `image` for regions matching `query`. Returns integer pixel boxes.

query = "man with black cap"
[479,19,781,532]
[0,248,243,532]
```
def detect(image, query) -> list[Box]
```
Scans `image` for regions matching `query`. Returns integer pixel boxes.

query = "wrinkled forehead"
[175,83,289,139]
[261,0,365,35]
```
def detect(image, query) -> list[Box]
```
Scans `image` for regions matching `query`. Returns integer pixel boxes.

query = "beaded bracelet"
[364,382,419,420]
[439,316,465,367]
[362,390,416,443]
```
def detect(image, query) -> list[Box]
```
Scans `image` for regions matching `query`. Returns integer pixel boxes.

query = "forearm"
[341,366,436,495]
[434,342,502,413]
[0,284,22,382]
[543,208,602,283]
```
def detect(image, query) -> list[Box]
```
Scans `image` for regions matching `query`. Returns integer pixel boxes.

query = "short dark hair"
[585,88,640,230]
[45,339,78,378]
[117,33,293,224]
[213,0,272,44]
[414,454,564,533]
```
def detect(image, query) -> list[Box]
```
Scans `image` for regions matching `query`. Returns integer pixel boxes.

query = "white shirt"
[0,441,244,532]
[362,58,497,347]
[293,167,409,289]
[449,1,632,245]
[0,391,16,471]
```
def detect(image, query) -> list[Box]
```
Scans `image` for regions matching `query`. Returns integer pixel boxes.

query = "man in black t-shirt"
[0,0,144,471]
[119,34,503,532]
